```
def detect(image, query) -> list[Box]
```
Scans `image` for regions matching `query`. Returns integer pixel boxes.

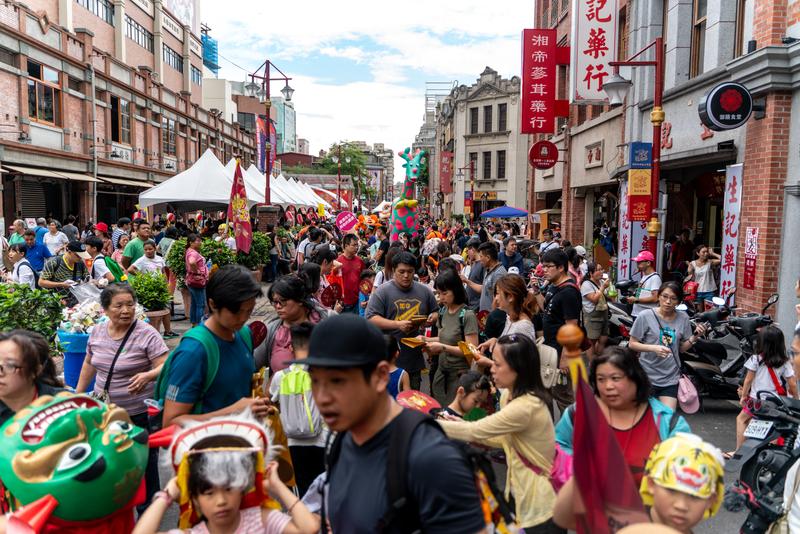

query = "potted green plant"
[165,237,191,318]
[129,271,172,332]
[0,284,63,350]
[200,238,236,270]
[236,232,272,282]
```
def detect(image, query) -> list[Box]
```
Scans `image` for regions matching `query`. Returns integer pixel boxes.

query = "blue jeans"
[269,253,279,282]
[188,286,206,324]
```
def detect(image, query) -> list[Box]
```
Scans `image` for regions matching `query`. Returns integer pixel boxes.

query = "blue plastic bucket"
[58,331,94,390]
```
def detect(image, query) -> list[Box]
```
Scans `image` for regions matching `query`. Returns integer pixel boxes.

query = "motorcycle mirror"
[767,293,779,306]
[676,303,688,312]
[711,296,726,307]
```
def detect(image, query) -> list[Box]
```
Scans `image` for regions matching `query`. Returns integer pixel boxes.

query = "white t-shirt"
[132,255,165,274]
[581,280,600,314]
[92,255,111,280]
[632,272,662,317]
[744,354,795,399]
[501,317,536,341]
[12,260,36,289]
[43,231,69,255]
[783,461,800,532]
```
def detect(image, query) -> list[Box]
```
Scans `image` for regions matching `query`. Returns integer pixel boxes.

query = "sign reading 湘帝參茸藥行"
[521,29,570,134]
[570,0,619,104]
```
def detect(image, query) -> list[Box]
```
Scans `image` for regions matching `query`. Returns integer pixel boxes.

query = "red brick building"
[0,0,255,226]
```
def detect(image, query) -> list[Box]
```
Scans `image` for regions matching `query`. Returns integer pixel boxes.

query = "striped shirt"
[86,321,169,415]
[111,227,127,249]
[40,256,89,297]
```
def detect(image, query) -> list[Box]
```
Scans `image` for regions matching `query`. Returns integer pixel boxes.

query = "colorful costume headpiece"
[0,393,149,532]
[639,433,725,519]
[163,411,279,528]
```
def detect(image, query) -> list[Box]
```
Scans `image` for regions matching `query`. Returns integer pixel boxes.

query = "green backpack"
[153,325,253,417]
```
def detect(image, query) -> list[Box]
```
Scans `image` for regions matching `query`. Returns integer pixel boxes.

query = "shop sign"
[440,151,453,194]
[618,181,650,281]
[698,82,753,131]
[529,140,559,169]
[743,227,758,290]
[464,190,472,215]
[585,141,603,169]
[627,142,652,222]
[521,29,570,134]
[720,164,743,302]
[570,0,619,104]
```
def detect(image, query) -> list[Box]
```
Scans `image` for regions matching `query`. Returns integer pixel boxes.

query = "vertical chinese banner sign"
[269,120,277,175]
[521,29,569,134]
[256,116,268,173]
[617,181,648,282]
[628,142,652,222]
[570,0,619,104]
[720,163,743,301]
[440,151,453,194]
[743,227,758,290]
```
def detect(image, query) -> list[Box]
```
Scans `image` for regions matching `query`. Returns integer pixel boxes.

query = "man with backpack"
[156,265,270,427]
[85,237,115,284]
[301,314,487,534]
[536,248,583,412]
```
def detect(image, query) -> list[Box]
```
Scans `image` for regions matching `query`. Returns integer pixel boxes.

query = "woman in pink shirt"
[185,234,208,327]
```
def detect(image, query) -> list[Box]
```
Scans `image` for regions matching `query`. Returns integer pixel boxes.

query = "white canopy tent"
[139,149,264,208]
[276,176,313,208]
[293,178,326,208]
[298,180,332,209]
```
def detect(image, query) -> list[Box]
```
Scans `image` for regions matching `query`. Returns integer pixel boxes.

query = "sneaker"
[163,331,179,339]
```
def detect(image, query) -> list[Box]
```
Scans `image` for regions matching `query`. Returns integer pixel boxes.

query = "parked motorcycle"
[727,391,800,533]
[680,293,778,403]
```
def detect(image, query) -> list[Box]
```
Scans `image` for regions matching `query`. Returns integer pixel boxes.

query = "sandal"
[723,451,735,460]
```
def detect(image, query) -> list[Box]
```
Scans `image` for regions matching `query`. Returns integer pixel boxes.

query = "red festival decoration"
[521,29,570,134]
[227,160,253,254]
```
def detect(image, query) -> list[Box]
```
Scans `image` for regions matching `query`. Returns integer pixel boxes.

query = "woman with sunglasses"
[629,281,706,410]
[438,334,559,533]
[0,330,63,426]
[255,274,327,373]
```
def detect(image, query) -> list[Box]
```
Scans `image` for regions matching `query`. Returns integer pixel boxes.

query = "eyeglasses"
[0,361,23,376]
[541,263,556,269]
[271,298,289,308]
[659,294,679,302]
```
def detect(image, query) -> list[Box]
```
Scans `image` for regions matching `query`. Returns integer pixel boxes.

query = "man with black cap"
[303,314,486,534]
[366,251,438,391]
[38,241,90,305]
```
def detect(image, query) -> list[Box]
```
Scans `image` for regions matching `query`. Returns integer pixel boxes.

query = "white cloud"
[201,0,533,180]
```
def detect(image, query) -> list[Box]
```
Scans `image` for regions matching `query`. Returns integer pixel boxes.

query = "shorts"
[696,291,715,302]
[583,308,609,339]
[651,383,679,398]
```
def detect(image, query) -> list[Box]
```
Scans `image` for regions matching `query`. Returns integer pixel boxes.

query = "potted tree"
[165,238,190,319]
[236,232,272,282]
[129,271,172,333]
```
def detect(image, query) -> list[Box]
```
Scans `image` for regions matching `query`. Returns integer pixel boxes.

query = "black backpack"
[321,409,516,533]
[17,259,39,289]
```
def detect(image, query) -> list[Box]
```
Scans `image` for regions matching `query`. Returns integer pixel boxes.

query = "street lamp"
[249,59,294,206]
[331,147,351,212]
[603,36,664,265]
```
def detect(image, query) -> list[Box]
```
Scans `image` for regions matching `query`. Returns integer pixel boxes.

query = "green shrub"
[165,237,188,280]
[200,239,236,268]
[236,232,272,271]
[129,271,172,311]
[0,284,63,352]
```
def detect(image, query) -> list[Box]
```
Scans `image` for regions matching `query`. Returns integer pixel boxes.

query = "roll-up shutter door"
[20,180,47,218]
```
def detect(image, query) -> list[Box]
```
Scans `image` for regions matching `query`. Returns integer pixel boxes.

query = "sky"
[200,0,533,182]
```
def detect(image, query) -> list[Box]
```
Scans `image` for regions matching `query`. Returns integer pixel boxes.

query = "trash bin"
[58,331,95,391]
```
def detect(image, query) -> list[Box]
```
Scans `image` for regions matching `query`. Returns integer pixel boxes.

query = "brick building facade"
[0,0,255,226]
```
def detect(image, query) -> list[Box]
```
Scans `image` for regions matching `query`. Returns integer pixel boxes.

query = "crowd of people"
[2,211,800,534]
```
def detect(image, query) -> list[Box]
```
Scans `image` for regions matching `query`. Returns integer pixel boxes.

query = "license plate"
[744,420,773,439]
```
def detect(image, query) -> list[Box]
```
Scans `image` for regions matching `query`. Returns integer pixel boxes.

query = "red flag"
[227,160,253,254]
[573,378,649,533]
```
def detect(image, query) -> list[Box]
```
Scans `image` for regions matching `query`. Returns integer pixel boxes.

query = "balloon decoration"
[390,147,424,242]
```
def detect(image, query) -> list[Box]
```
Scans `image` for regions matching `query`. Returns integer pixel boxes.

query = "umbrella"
[479,205,529,218]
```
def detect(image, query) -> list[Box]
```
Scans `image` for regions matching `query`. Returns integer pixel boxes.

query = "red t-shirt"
[337,254,365,306]
[613,405,661,487]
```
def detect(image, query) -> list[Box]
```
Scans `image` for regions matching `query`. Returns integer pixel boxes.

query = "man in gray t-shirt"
[462,241,506,312]
[630,308,692,389]
[366,252,438,390]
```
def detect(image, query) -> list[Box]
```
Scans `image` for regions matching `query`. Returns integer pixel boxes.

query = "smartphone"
[602,273,609,280]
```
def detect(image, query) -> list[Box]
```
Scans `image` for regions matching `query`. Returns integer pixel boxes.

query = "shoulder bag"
[90,320,137,403]
[650,309,699,414]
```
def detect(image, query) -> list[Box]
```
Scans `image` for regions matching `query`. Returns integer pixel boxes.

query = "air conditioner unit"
[536,192,546,200]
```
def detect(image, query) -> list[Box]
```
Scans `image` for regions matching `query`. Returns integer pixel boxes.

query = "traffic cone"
[7,494,58,533]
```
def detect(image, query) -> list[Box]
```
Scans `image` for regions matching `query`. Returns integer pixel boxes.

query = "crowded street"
[0,1,798,533]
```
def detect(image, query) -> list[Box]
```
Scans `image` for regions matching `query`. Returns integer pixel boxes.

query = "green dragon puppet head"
[0,392,148,521]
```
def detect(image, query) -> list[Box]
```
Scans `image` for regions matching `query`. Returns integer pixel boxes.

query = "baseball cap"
[574,245,587,257]
[448,254,465,264]
[95,222,108,233]
[508,266,520,275]
[292,314,387,368]
[66,241,90,260]
[633,250,655,263]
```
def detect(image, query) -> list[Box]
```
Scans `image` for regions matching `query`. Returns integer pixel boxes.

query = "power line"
[217,52,251,74]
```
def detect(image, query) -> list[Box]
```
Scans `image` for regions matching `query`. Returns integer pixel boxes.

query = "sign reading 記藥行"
[570,0,619,104]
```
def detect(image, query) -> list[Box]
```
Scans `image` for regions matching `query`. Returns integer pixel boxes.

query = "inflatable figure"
[389,147,425,242]
[0,393,149,533]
